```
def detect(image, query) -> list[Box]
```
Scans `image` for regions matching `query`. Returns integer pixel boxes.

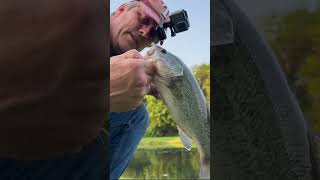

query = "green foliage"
[137,136,197,149]
[145,64,211,137]
[145,95,177,137]
[264,9,320,132]
[192,64,211,104]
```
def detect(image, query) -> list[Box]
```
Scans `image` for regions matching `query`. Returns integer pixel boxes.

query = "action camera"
[156,10,190,44]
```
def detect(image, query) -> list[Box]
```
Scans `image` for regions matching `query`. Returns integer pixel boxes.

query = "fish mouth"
[149,58,184,79]
[154,68,175,79]
[146,46,156,56]
[155,72,167,79]
[148,58,167,79]
[149,58,163,78]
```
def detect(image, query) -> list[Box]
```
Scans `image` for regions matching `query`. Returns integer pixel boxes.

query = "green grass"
[137,136,197,149]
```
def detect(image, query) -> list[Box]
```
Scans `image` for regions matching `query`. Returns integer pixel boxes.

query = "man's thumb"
[122,49,142,59]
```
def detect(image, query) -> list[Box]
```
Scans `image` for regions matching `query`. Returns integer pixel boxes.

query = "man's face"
[111,4,159,54]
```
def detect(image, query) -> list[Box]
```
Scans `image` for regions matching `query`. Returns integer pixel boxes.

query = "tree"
[192,64,211,104]
[264,9,320,132]
[144,95,177,137]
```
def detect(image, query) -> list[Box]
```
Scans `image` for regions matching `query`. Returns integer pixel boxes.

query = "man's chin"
[117,41,147,53]
[120,46,144,53]
[119,43,138,53]
[115,46,133,54]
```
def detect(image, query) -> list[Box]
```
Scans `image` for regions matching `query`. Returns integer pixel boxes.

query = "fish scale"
[144,44,210,179]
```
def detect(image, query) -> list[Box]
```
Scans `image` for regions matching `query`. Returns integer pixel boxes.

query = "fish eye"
[161,49,167,54]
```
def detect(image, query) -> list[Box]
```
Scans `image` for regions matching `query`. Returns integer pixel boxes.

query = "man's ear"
[114,4,127,17]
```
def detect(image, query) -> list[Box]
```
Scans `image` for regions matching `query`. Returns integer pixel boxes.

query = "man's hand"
[110,49,157,112]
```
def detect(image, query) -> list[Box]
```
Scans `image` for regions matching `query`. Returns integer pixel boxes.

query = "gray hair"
[111,1,140,16]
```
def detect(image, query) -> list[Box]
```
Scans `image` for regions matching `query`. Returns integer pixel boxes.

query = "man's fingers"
[122,49,142,59]
[118,50,156,76]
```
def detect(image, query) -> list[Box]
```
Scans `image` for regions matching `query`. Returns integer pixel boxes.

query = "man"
[0,0,108,179]
[109,0,170,179]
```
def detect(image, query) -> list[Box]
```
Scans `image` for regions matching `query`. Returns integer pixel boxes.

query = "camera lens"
[175,22,189,33]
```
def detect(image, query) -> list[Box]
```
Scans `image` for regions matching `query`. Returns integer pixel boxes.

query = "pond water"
[120,148,200,179]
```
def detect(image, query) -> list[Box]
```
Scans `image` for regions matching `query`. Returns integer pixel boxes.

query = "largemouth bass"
[144,43,210,179]
[212,0,318,179]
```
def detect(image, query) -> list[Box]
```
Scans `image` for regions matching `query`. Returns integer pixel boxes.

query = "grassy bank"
[137,136,197,150]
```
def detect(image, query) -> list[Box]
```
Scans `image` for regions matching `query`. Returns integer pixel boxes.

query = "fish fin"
[177,126,192,151]
[199,158,210,180]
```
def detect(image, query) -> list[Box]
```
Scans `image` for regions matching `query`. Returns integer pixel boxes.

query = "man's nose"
[139,25,156,37]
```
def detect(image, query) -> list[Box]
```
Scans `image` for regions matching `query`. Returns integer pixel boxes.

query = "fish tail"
[199,158,210,179]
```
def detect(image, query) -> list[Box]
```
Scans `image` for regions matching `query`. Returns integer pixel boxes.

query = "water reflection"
[120,148,200,179]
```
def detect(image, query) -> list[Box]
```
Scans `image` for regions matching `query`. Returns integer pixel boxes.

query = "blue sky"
[110,0,210,68]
